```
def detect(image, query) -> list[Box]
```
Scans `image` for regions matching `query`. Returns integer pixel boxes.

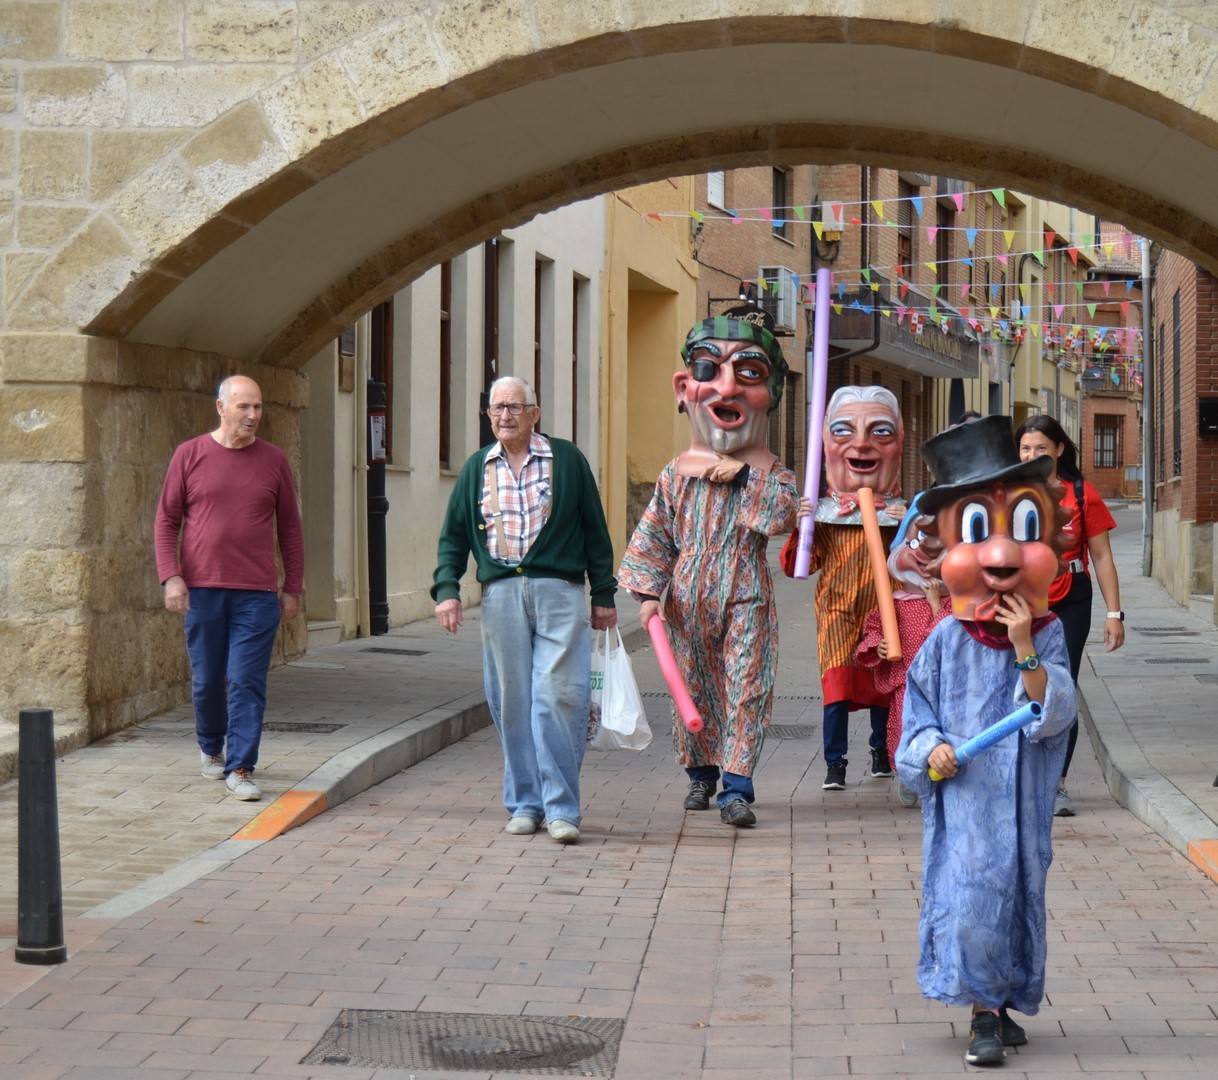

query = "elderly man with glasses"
[432,376,617,844]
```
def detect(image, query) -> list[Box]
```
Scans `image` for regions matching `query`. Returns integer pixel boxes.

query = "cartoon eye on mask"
[1011,497,1041,542]
[960,501,990,543]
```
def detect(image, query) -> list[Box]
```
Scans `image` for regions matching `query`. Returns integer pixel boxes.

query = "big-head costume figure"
[894,415,1077,1065]
[854,491,952,787]
[780,384,907,790]
[619,305,800,828]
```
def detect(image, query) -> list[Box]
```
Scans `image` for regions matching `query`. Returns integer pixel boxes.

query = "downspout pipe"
[1141,238,1155,576]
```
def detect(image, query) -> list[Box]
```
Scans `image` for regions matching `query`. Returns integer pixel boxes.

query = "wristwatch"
[1013,653,1041,671]
[1106,610,1125,621]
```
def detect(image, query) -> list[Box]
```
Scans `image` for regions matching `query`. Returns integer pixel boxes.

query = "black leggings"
[1049,572,1093,778]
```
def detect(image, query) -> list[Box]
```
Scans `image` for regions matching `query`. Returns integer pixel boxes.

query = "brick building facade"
[1149,247,1218,601]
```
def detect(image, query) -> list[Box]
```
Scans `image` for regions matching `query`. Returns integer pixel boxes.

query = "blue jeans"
[185,588,281,775]
[686,766,755,807]
[480,576,590,827]
[823,701,888,766]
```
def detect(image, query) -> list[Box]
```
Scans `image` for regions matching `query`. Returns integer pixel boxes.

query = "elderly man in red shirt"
[155,375,304,801]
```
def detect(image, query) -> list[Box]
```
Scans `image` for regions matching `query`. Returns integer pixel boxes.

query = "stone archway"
[5,0,1218,745]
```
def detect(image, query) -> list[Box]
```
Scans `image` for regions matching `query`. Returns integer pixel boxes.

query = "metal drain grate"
[302,1009,624,1076]
[1131,625,1187,632]
[770,725,815,739]
[262,721,345,734]
[1145,657,1209,664]
[1196,674,1218,684]
[363,646,428,656]
[641,691,670,699]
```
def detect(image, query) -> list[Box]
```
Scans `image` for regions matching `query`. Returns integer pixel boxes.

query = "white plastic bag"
[586,627,651,751]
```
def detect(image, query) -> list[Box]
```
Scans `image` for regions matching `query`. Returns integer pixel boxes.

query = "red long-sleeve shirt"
[155,434,304,594]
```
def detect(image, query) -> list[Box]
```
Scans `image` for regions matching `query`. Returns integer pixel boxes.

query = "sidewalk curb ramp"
[79,620,650,922]
[1079,658,1218,885]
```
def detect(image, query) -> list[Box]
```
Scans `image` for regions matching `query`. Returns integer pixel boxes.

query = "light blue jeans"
[480,576,591,827]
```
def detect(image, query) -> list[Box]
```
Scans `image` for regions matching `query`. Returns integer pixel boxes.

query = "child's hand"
[994,592,1035,655]
[797,496,814,522]
[877,639,889,660]
[927,742,957,779]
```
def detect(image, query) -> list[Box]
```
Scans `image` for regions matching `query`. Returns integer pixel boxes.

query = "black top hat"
[919,414,1054,513]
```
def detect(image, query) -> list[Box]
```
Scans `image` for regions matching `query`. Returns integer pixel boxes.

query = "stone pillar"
[0,332,307,776]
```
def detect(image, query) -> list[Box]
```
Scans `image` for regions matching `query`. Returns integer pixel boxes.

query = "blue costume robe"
[896,617,1074,1013]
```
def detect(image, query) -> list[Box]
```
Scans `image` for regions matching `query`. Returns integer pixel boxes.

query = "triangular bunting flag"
[1074,281,1083,298]
[952,192,965,212]
[932,284,942,297]
[1053,303,1065,319]
[1087,303,1097,317]
[646,212,662,222]
[758,208,772,222]
[812,221,824,240]
[911,195,924,218]
[996,252,1008,266]
[963,257,974,267]
[925,261,939,275]
[927,225,939,244]
[871,199,885,219]
[1004,229,1016,251]
[1019,283,1029,301]
[794,206,807,221]
[966,227,978,249]
[1044,228,1056,249]
[861,267,871,282]
[691,211,704,222]
[899,280,909,300]
[1102,280,1111,297]
[833,303,843,315]
[1121,301,1130,317]
[1104,242,1114,259]
[1066,246,1078,266]
[993,188,1006,208]
[990,306,1000,318]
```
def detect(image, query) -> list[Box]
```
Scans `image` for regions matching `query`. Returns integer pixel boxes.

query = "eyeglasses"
[485,402,534,416]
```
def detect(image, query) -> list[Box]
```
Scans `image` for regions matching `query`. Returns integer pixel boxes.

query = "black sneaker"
[998,1007,1026,1047]
[965,1010,1005,1066]
[822,762,847,790]
[683,780,714,811]
[870,747,894,777]
[719,798,756,827]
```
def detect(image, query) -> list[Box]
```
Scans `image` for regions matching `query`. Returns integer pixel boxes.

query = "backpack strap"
[1072,477,1088,574]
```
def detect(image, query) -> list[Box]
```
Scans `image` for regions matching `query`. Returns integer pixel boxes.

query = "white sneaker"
[505,815,539,835]
[547,820,580,844]
[200,751,224,780]
[225,769,261,801]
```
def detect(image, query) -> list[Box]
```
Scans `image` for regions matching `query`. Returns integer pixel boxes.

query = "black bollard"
[16,708,67,964]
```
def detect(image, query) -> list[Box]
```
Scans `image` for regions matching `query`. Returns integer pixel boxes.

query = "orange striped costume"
[782,523,896,706]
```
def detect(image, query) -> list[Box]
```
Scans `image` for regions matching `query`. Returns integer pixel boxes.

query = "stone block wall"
[0,333,306,754]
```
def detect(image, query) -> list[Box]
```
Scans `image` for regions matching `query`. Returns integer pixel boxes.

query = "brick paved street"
[3,547,1218,1077]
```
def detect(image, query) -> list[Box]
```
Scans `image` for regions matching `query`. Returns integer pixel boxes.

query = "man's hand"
[927,742,958,779]
[1103,616,1125,652]
[638,599,663,629]
[797,496,814,522]
[281,592,301,621]
[436,598,463,634]
[705,453,746,484]
[591,605,617,631]
[163,575,189,615]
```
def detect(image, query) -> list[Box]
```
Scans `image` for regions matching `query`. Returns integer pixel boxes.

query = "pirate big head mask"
[917,415,1071,622]
[675,305,789,465]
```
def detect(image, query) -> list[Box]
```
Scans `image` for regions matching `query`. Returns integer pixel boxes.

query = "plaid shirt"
[482,434,553,565]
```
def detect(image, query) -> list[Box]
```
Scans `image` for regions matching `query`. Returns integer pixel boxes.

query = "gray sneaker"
[1053,787,1076,818]
[200,750,224,780]
[897,781,920,809]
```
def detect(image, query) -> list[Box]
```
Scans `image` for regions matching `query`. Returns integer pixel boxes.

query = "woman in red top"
[1016,415,1125,817]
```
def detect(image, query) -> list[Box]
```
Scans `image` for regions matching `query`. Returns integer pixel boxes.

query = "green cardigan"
[431,437,618,608]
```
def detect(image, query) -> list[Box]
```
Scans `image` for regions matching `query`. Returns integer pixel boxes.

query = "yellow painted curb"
[1187,839,1218,886]
[232,790,328,841]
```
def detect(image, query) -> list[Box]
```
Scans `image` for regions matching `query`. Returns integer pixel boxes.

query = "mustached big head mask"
[676,305,790,456]
[915,415,1071,622]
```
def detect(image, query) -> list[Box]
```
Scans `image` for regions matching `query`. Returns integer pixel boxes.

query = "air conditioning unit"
[819,201,844,241]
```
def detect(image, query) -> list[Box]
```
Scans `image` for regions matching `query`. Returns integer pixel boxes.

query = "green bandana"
[681,312,790,410]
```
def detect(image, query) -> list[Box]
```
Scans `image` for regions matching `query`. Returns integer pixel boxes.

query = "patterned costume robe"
[781,523,896,706]
[619,461,799,777]
[896,617,1074,1013]
[855,595,952,761]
